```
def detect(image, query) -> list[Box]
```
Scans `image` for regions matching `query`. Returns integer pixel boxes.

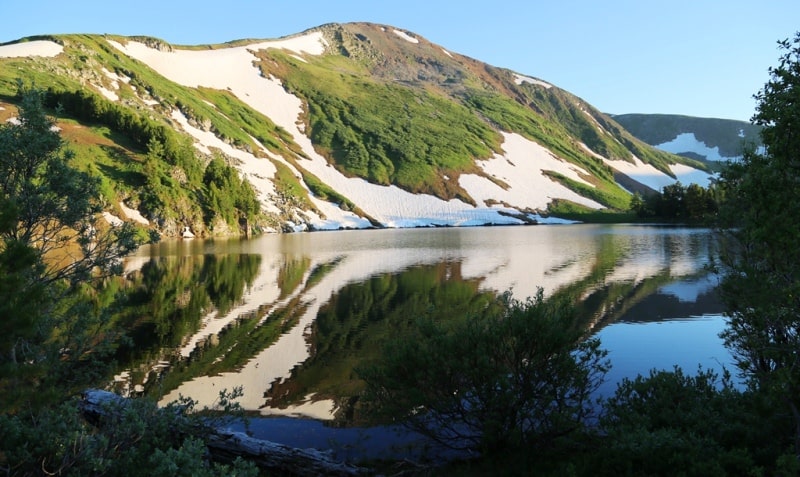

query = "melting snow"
[514,73,552,89]
[605,155,713,191]
[102,212,123,226]
[120,201,149,225]
[656,132,732,161]
[461,132,603,210]
[0,40,63,58]
[392,29,419,43]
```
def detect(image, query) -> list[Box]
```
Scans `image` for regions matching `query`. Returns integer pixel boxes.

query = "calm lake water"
[112,224,732,457]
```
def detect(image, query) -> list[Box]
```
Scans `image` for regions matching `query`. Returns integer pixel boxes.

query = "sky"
[2,0,798,121]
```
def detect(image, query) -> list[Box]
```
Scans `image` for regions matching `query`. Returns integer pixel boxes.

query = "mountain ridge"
[612,113,760,162]
[0,23,714,237]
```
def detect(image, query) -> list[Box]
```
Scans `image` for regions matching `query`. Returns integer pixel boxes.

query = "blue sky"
[3,0,798,121]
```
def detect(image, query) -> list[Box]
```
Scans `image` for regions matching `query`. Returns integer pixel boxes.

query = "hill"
[612,113,761,162]
[0,24,713,237]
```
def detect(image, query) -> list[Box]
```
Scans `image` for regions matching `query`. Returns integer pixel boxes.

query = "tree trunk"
[80,389,367,476]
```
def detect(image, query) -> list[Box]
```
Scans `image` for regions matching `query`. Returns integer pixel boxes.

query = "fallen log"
[80,389,368,476]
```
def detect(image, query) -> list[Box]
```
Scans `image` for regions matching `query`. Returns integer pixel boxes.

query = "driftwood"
[80,389,368,476]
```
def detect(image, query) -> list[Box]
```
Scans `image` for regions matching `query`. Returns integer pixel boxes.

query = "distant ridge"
[611,113,761,162]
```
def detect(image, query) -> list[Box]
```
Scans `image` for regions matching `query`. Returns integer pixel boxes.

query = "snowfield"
[605,155,713,191]
[656,132,733,161]
[0,40,63,58]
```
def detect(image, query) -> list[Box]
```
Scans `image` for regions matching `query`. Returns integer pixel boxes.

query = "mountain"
[0,23,713,237]
[611,113,762,163]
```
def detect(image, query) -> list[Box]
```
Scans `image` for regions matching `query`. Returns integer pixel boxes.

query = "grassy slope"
[0,34,322,229]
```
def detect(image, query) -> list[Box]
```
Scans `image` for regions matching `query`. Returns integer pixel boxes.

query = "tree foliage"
[44,86,262,237]
[0,86,140,371]
[630,182,718,221]
[358,289,609,455]
[0,390,258,476]
[594,367,775,476]
[202,156,260,229]
[716,31,800,455]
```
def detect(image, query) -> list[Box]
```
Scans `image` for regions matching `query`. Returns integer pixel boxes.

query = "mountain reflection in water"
[110,225,729,451]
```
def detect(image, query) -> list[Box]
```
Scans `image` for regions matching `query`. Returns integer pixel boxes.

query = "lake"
[112,224,732,457]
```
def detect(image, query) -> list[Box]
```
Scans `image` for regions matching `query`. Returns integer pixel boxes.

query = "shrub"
[358,289,609,455]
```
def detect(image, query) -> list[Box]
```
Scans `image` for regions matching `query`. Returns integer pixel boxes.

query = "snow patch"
[461,132,603,211]
[442,48,453,58]
[102,212,123,226]
[514,74,552,89]
[669,163,713,188]
[95,85,118,101]
[605,156,674,191]
[107,31,327,89]
[605,155,713,191]
[0,40,63,58]
[655,132,732,161]
[392,29,419,44]
[120,202,149,225]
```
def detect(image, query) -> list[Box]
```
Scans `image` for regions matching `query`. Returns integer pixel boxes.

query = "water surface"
[113,224,730,453]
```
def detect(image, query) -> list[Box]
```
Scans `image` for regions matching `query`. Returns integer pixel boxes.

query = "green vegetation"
[359,289,609,454]
[716,31,800,456]
[8,25,798,474]
[0,88,140,410]
[0,35,295,236]
[629,181,719,222]
[0,90,263,474]
[0,389,258,476]
[270,49,499,203]
[202,156,260,231]
[547,199,638,223]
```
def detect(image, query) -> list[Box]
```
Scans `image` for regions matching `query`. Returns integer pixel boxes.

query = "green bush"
[0,392,258,476]
[593,367,782,476]
[358,289,609,455]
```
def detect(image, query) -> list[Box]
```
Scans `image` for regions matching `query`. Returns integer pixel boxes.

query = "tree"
[0,86,139,379]
[202,156,260,231]
[716,32,800,456]
[357,290,609,455]
[657,181,686,218]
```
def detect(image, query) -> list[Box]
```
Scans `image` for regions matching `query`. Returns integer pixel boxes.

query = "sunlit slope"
[0,25,712,234]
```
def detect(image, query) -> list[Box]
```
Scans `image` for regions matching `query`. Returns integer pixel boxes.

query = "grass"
[547,199,637,223]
